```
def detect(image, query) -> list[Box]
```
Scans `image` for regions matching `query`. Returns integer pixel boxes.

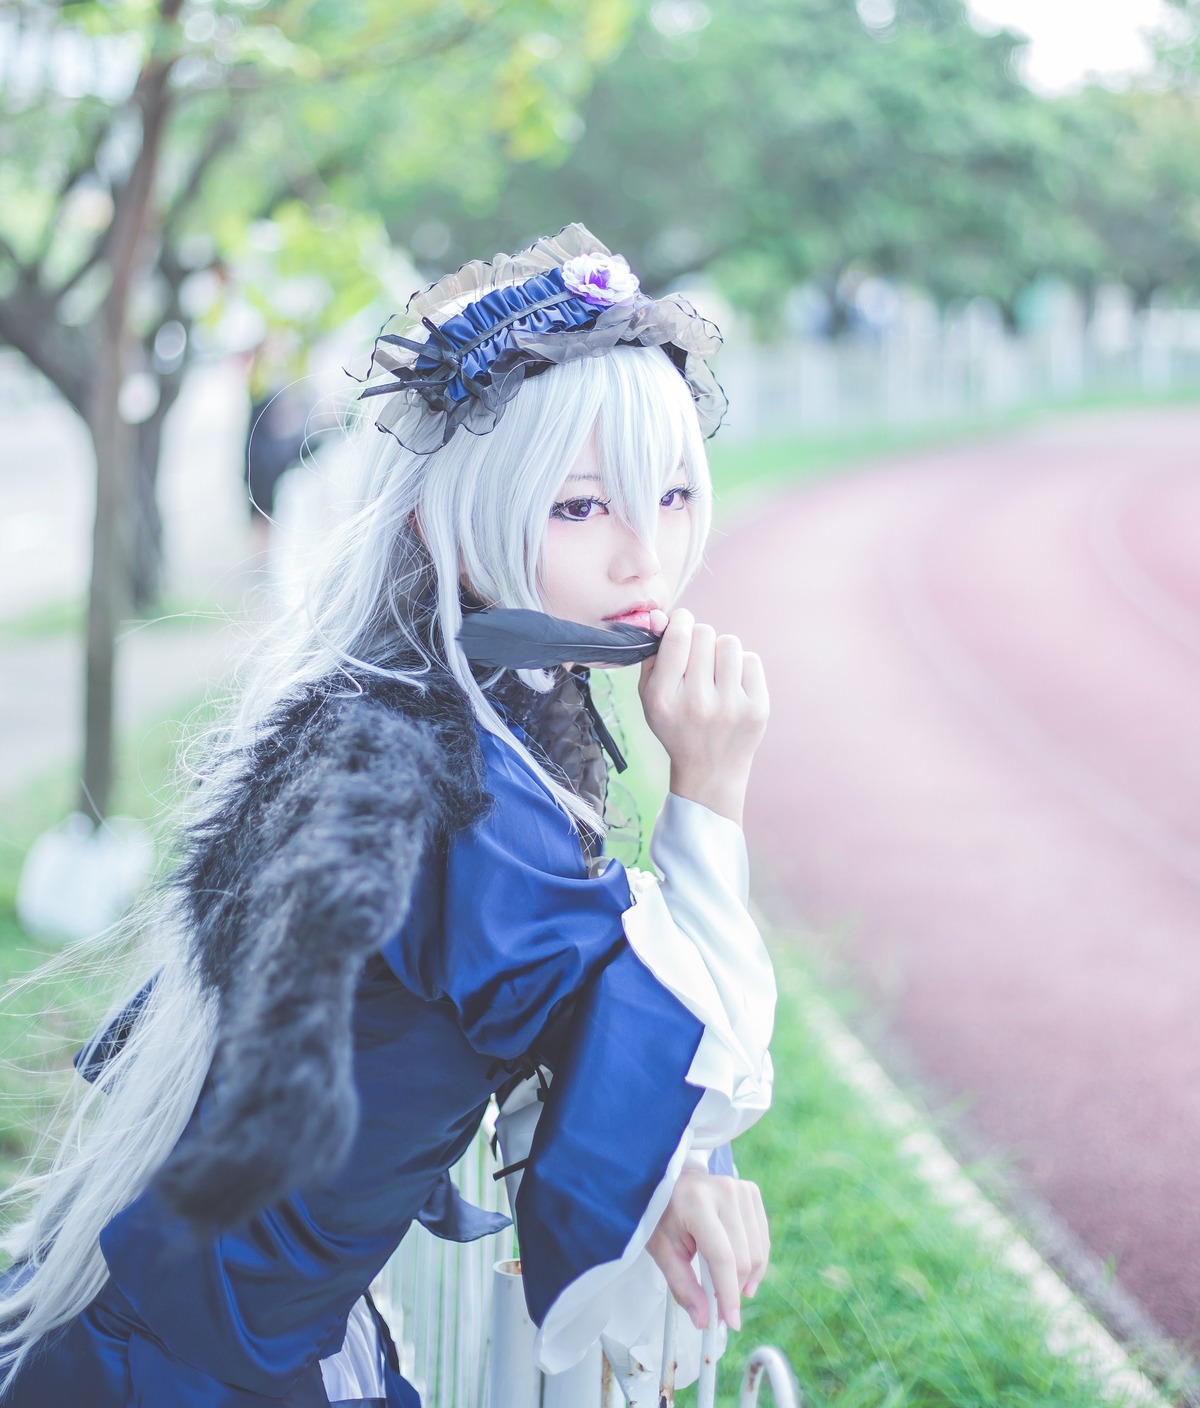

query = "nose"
[610,517,661,583]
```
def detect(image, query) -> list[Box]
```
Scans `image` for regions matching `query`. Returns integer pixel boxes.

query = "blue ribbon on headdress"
[359,268,603,413]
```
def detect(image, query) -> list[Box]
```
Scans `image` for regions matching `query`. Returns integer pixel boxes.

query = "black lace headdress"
[353,223,727,454]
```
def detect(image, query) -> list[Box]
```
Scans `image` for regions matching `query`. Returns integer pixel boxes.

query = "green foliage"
[1054,84,1200,302]
[1154,0,1200,90]
[0,0,634,809]
[0,0,633,364]
[389,0,1077,329]
[372,0,1200,324]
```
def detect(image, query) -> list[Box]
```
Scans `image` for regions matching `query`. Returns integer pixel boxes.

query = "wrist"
[668,767,749,827]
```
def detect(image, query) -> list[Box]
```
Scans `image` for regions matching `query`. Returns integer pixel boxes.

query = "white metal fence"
[712,292,1200,442]
[376,1120,516,1408]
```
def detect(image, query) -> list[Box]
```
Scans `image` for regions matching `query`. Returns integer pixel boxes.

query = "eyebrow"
[563,473,604,484]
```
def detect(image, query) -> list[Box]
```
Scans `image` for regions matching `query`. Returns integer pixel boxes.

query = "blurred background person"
[242,333,311,559]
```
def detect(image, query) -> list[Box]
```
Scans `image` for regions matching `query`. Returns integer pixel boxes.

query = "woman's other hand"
[637,608,769,826]
[646,1166,770,1331]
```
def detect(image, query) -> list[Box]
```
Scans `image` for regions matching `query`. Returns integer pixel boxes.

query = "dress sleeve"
[380,729,634,1060]
[510,792,776,1384]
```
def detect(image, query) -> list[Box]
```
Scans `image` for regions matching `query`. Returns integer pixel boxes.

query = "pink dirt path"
[685,405,1200,1345]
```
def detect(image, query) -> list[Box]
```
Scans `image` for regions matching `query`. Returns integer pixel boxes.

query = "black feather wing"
[457,608,660,670]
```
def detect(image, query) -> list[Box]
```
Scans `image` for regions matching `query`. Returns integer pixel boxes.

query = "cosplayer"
[0,225,775,1406]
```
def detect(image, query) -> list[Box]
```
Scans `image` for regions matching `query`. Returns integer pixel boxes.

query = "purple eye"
[551,496,610,522]
[660,485,695,510]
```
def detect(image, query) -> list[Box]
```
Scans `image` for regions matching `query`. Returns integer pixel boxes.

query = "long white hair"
[0,342,713,1386]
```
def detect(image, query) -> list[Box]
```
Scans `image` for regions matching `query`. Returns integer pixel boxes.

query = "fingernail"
[688,1305,705,1330]
[729,1308,742,1331]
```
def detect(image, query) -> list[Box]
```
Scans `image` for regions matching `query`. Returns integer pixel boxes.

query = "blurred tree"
[0,0,629,822]
[385,0,1075,331]
[1054,84,1200,307]
[1155,0,1200,91]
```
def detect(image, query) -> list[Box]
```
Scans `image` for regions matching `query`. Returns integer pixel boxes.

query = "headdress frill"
[353,223,727,454]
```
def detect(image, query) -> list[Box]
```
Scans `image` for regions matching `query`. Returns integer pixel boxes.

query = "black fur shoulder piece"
[154,669,491,1232]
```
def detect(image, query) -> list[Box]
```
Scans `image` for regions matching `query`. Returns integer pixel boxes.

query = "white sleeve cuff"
[621,792,775,1147]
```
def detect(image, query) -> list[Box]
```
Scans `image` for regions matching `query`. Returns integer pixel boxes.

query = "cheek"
[661,510,694,584]
[539,527,569,611]
[539,523,597,614]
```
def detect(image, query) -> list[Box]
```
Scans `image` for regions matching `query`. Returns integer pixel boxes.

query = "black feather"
[457,608,660,670]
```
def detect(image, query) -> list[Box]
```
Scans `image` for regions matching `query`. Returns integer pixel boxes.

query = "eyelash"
[549,485,697,522]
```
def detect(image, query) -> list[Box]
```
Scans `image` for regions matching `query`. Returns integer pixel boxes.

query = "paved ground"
[686,404,1200,1347]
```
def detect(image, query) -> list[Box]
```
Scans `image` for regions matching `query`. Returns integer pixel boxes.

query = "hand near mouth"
[636,607,770,826]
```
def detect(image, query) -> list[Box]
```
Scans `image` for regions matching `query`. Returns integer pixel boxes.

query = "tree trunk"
[81,346,135,822]
[78,3,179,821]
[130,341,190,611]
[131,395,168,612]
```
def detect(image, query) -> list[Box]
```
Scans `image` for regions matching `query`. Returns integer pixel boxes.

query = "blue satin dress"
[1,721,705,1406]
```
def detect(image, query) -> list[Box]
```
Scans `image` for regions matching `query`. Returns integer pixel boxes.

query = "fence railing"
[712,303,1200,441]
[376,1119,516,1408]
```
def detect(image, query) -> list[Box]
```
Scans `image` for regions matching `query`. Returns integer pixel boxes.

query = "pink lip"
[605,605,661,632]
[604,602,660,620]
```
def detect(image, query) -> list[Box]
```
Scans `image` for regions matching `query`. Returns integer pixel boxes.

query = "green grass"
[0,595,229,641]
[0,697,215,1185]
[0,599,88,639]
[695,953,1165,1407]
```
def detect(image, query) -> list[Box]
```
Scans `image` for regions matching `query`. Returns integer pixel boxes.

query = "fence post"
[487,1260,540,1408]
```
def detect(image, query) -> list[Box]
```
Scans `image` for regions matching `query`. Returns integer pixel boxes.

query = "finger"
[714,634,744,700]
[649,608,694,695]
[736,1182,768,1293]
[716,1188,753,1293]
[690,1206,742,1331]
[746,1184,771,1295]
[742,651,769,710]
[684,622,717,692]
[733,1183,762,1290]
[653,1239,708,1329]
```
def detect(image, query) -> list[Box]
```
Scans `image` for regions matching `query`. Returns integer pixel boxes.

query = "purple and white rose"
[561,253,641,307]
